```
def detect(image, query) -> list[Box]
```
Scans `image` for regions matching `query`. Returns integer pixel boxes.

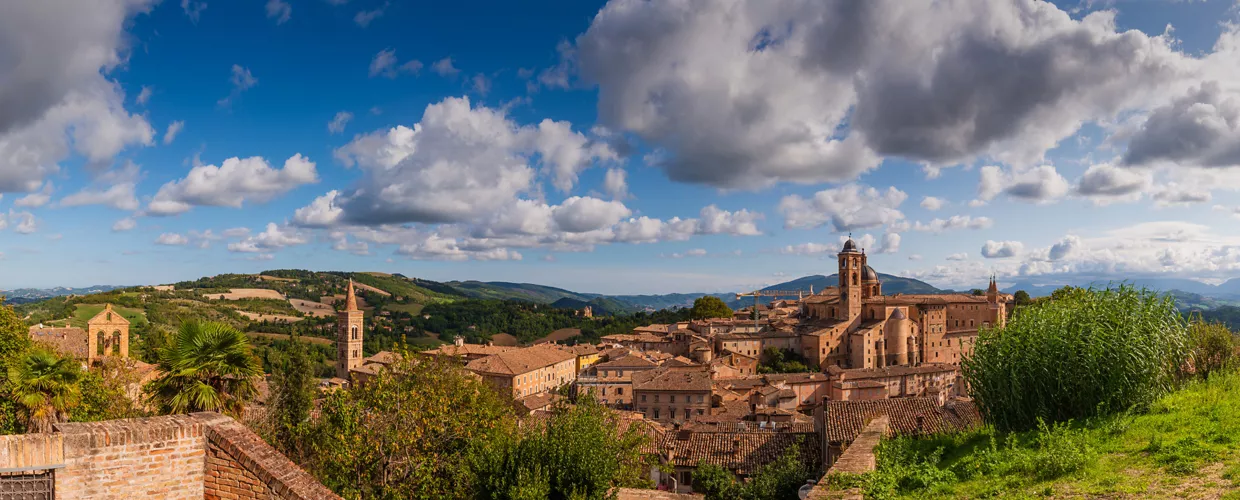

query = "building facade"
[632,367,713,423]
[464,345,578,398]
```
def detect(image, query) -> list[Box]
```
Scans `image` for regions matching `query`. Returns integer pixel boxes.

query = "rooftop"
[655,428,821,475]
[824,398,982,443]
[464,344,577,376]
[28,326,88,359]
[633,367,712,392]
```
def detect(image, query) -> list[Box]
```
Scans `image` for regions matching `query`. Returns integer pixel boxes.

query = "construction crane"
[734,286,814,330]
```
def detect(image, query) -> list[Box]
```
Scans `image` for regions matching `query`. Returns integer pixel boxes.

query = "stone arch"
[96,331,107,356]
[112,330,123,355]
[351,325,359,340]
[852,273,858,285]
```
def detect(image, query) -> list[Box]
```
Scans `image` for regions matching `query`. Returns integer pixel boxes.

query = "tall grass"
[962,285,1189,432]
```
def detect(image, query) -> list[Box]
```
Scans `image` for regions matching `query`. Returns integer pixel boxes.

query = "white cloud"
[551,196,632,233]
[1122,82,1240,169]
[1074,163,1151,205]
[878,233,901,254]
[779,184,906,231]
[60,182,139,210]
[908,254,922,261]
[112,217,136,232]
[7,210,36,234]
[136,86,152,106]
[14,183,53,208]
[155,233,188,246]
[974,165,1070,204]
[1048,235,1081,261]
[293,190,344,227]
[181,0,206,23]
[603,168,628,200]
[228,223,307,253]
[265,0,291,24]
[431,57,460,77]
[668,248,708,259]
[566,0,1189,187]
[327,97,612,225]
[471,74,491,96]
[327,111,353,134]
[148,154,318,215]
[981,240,1024,259]
[911,215,993,232]
[163,120,184,145]
[368,49,421,78]
[217,65,257,107]
[946,253,969,261]
[920,196,946,211]
[354,3,386,27]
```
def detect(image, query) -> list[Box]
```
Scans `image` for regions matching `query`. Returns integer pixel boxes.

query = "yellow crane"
[734,286,814,330]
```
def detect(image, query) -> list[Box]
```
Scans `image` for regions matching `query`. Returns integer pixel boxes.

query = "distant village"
[336,237,1007,494]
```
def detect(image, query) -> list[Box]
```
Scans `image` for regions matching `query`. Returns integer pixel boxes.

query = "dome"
[841,238,859,253]
[862,265,879,283]
[890,307,907,320]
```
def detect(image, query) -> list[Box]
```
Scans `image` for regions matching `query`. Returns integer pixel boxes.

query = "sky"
[2,0,1240,295]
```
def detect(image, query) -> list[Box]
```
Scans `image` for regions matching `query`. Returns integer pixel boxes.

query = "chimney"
[732,437,742,453]
[453,335,464,347]
[916,414,926,434]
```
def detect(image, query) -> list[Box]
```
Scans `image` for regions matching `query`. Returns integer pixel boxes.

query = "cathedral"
[798,238,1010,371]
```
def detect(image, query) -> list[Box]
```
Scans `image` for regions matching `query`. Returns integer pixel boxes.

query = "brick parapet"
[193,413,342,500]
[806,416,889,500]
[54,414,208,499]
[0,433,64,472]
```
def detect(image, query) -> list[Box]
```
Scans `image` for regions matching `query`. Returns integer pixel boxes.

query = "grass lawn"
[246,332,333,346]
[384,302,425,316]
[842,371,1240,499]
[70,303,147,328]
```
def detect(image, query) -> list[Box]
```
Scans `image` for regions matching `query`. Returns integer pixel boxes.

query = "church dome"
[862,265,879,283]
[890,307,907,320]
[841,238,859,253]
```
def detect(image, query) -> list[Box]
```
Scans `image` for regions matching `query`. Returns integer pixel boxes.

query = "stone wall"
[805,416,889,500]
[0,413,339,500]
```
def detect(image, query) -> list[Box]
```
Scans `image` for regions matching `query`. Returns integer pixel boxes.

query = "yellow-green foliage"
[849,370,1240,499]
[70,303,147,328]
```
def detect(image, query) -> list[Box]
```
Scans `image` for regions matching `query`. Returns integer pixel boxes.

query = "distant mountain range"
[0,285,131,305]
[1004,277,1240,301]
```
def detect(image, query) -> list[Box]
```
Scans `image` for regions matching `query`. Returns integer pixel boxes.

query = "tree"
[691,463,740,500]
[1187,320,1235,380]
[144,321,262,418]
[8,349,83,433]
[472,395,656,499]
[304,355,517,499]
[1013,290,1031,306]
[0,303,30,361]
[71,357,143,422]
[741,443,814,500]
[757,347,812,374]
[970,289,985,296]
[692,296,733,320]
[268,333,318,460]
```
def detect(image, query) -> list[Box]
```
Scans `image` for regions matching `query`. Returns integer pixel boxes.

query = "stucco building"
[28,304,131,365]
[464,344,577,398]
[632,367,713,423]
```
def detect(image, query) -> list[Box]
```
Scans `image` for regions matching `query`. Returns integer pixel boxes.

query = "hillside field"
[70,303,147,328]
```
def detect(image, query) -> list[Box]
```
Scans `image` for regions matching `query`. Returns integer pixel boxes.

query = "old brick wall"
[195,412,341,500]
[54,415,207,499]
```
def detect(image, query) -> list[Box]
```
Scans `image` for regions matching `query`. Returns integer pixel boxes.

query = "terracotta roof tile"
[464,345,576,376]
[28,327,88,359]
[824,398,982,444]
[655,429,820,475]
[633,367,712,392]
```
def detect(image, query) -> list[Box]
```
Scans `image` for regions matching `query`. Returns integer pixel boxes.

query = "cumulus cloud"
[1048,235,1081,261]
[1074,162,1151,204]
[551,197,632,233]
[779,184,906,231]
[368,49,421,78]
[136,86,152,106]
[326,97,612,225]
[60,182,139,210]
[974,165,1070,204]
[112,217,136,232]
[228,223,307,253]
[0,0,156,194]
[1122,82,1240,169]
[327,112,352,134]
[878,233,901,254]
[564,0,1188,187]
[265,0,291,24]
[431,57,460,77]
[155,233,188,246]
[946,253,969,261]
[981,240,1024,259]
[911,215,993,232]
[920,196,946,211]
[14,183,53,208]
[163,120,184,145]
[148,154,318,215]
[603,168,628,199]
[7,210,37,234]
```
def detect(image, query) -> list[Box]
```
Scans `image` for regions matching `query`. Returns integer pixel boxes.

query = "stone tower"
[336,279,364,380]
[838,237,864,323]
[86,303,130,364]
[986,276,1005,328]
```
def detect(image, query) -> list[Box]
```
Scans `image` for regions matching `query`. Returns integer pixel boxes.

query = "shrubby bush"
[963,285,1189,432]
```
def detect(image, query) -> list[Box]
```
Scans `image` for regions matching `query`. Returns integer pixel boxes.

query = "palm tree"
[8,349,83,433]
[145,321,262,417]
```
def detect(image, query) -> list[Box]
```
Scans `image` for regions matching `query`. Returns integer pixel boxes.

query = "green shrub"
[1186,319,1235,380]
[963,285,1189,432]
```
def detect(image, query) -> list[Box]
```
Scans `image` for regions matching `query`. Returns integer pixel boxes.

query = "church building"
[798,238,1010,371]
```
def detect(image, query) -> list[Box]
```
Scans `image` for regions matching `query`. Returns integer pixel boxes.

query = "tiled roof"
[424,344,517,358]
[826,363,959,379]
[633,367,712,392]
[824,398,983,443]
[29,327,88,359]
[594,355,657,369]
[655,429,821,475]
[601,333,668,343]
[662,356,699,368]
[464,345,576,376]
[364,351,400,365]
[87,304,131,325]
[864,293,990,305]
[763,373,829,384]
[517,392,564,412]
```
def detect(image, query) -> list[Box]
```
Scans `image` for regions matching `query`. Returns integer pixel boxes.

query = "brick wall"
[55,414,207,499]
[0,413,339,500]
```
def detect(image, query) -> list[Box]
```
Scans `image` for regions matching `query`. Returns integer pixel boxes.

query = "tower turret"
[337,279,365,380]
[838,236,864,323]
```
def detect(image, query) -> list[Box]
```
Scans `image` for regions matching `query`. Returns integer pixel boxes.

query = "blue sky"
[2,0,1240,294]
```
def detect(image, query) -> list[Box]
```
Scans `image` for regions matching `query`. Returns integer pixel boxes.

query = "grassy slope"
[347,272,457,304]
[70,303,148,328]
[868,372,1240,499]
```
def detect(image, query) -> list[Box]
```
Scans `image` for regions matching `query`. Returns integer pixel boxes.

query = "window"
[653,408,660,419]
[684,409,691,419]
[641,394,647,402]
[617,370,624,377]
[601,370,608,377]
[601,387,607,396]
[697,409,705,415]
[669,395,676,403]
[654,395,661,403]
[617,388,624,395]
[697,395,704,403]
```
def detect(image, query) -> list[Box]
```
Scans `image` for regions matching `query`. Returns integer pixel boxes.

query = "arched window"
[106,312,112,321]
[96,332,106,356]
[112,331,123,355]
[351,325,358,340]
[852,273,858,285]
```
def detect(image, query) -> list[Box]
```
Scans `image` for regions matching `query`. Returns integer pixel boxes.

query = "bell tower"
[336,279,365,380]
[838,236,863,323]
